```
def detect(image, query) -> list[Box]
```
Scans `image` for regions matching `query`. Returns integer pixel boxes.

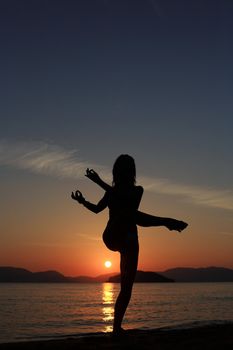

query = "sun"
[104,260,112,268]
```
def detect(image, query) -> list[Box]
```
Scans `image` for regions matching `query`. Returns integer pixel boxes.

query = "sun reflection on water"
[102,283,114,332]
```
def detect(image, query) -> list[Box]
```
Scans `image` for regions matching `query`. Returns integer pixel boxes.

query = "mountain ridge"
[0,266,233,283]
[108,270,173,283]
[160,266,233,282]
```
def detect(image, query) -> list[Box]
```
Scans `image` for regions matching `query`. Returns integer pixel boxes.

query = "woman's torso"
[102,185,143,251]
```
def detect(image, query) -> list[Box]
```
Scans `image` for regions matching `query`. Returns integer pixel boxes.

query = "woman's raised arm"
[85,169,111,191]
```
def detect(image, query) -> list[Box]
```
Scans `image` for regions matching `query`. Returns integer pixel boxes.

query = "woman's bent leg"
[113,243,139,333]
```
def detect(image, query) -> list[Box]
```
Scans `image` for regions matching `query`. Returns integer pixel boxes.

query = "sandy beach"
[0,323,232,350]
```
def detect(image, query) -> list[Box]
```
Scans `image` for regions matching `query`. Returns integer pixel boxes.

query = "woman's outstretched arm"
[71,190,108,214]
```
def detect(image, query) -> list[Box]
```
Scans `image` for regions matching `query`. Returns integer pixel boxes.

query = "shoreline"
[1,322,233,350]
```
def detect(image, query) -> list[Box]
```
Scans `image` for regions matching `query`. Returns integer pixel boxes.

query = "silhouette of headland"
[1,266,233,283]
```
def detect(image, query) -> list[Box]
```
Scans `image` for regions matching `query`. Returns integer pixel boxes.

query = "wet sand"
[0,323,232,350]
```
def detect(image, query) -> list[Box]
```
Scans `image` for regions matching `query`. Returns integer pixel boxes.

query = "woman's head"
[112,154,136,187]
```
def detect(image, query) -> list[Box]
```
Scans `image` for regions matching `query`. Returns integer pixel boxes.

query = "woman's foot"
[112,327,127,336]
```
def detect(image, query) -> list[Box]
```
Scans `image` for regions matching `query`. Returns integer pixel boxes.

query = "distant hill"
[68,272,117,283]
[1,266,233,283]
[160,267,233,282]
[108,270,173,283]
[0,267,67,283]
[0,267,116,283]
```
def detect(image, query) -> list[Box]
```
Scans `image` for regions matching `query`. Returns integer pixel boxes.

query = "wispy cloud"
[1,139,233,212]
[76,233,101,241]
[21,234,101,247]
[0,139,108,180]
[140,176,233,211]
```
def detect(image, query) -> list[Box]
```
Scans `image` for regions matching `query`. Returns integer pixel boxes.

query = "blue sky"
[0,0,233,274]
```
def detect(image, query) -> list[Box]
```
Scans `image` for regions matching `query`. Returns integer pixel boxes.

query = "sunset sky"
[1,0,233,277]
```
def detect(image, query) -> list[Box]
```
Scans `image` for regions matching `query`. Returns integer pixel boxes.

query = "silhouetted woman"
[71,155,187,334]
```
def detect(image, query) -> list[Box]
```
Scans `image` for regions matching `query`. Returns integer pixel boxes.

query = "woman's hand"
[85,168,111,191]
[71,190,85,204]
[166,219,188,232]
[85,168,100,183]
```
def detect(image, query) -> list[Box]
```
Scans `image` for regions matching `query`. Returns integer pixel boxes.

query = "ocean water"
[0,282,233,343]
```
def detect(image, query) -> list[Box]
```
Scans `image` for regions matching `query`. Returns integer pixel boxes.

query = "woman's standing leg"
[113,242,139,333]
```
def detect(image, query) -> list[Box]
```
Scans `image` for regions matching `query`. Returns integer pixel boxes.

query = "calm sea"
[0,282,233,343]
